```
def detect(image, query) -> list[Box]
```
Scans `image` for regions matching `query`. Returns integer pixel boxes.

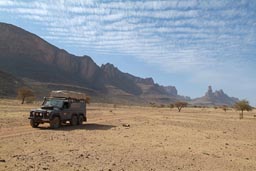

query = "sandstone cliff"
[0,22,182,104]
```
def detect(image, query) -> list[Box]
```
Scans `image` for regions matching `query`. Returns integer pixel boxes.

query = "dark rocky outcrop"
[0,22,105,90]
[164,86,178,96]
[191,86,239,106]
[134,77,154,85]
[101,63,142,95]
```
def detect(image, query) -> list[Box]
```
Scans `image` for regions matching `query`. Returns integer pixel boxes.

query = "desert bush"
[159,104,165,108]
[149,102,156,107]
[169,104,174,108]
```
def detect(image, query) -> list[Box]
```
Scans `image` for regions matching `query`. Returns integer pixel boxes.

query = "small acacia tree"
[222,105,228,112]
[233,100,252,119]
[85,96,90,104]
[175,101,188,112]
[17,87,34,104]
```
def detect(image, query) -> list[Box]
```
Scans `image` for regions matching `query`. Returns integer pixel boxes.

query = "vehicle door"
[62,101,72,120]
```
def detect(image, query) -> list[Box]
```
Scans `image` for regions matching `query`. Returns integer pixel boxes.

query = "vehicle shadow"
[38,123,116,131]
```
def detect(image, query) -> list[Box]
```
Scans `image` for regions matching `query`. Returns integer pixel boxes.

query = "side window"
[63,102,70,109]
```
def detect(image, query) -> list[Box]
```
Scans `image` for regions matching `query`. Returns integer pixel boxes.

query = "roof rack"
[50,90,88,102]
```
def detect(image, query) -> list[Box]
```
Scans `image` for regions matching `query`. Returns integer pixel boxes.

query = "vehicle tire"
[50,117,61,129]
[70,115,78,126]
[30,119,39,128]
[78,115,84,125]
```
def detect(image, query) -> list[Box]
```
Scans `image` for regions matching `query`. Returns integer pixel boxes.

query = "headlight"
[39,113,42,117]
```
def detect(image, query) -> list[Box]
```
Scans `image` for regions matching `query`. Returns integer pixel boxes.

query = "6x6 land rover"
[28,90,87,129]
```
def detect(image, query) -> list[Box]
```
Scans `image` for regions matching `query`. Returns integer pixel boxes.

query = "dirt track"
[0,100,256,171]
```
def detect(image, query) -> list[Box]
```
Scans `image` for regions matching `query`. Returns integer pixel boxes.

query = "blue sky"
[0,0,256,105]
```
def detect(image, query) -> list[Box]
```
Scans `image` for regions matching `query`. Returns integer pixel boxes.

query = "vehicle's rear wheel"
[30,119,39,128]
[78,115,84,125]
[50,117,60,129]
[70,115,78,126]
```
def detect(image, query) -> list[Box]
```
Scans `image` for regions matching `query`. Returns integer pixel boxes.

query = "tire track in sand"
[0,112,144,139]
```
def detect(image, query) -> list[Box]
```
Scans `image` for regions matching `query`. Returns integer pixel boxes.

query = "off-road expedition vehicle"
[28,90,88,129]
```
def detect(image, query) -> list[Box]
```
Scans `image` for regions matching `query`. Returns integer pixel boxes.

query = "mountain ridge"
[0,22,239,105]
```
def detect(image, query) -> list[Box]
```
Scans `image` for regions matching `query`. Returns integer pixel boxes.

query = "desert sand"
[0,99,255,171]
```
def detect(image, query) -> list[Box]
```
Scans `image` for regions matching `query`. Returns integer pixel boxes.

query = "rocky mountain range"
[191,86,239,106]
[0,22,238,105]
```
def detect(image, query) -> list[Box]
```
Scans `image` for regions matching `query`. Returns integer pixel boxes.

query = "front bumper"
[28,117,50,122]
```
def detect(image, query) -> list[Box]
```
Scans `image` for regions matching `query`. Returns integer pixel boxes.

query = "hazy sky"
[0,0,256,105]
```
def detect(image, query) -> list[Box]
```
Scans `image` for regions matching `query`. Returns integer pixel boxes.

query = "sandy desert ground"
[0,99,256,171]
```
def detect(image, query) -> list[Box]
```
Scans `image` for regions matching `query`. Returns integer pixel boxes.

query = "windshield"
[42,99,64,108]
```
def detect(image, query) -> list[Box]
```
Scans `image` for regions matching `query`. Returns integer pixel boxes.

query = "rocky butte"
[191,86,239,106]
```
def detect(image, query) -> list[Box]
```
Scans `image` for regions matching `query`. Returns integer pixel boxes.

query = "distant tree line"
[149,100,254,119]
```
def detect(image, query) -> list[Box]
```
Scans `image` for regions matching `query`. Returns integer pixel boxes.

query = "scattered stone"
[212,154,221,158]
[202,152,210,156]
[225,143,229,146]
[0,159,6,162]
[122,124,130,128]
[245,158,249,160]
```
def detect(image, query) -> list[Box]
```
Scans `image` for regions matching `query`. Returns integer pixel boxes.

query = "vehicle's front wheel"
[50,117,61,129]
[78,115,84,125]
[30,119,39,128]
[70,115,78,126]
